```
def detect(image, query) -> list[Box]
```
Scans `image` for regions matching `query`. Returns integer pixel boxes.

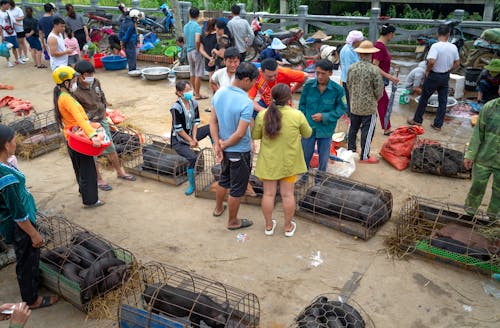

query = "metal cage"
[393,196,499,275]
[410,138,471,179]
[119,261,260,328]
[36,213,137,312]
[291,293,375,328]
[194,148,272,206]
[295,170,393,240]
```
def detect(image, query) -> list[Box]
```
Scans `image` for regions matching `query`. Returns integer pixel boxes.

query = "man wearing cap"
[339,30,364,116]
[258,37,287,65]
[463,97,499,220]
[477,59,500,105]
[227,4,253,62]
[248,57,307,118]
[300,59,347,173]
[210,46,240,92]
[347,41,384,164]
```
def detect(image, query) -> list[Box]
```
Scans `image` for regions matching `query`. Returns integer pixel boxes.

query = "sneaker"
[6,61,14,68]
[21,56,29,62]
[359,156,380,164]
[15,60,25,65]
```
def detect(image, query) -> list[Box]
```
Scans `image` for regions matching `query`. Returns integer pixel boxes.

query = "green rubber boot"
[185,168,195,196]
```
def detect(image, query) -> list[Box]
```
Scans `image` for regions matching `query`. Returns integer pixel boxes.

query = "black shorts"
[219,151,252,197]
[17,31,26,38]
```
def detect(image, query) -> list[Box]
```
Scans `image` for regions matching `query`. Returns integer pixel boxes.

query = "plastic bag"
[0,42,10,58]
[326,147,357,178]
[380,125,425,170]
[140,42,154,52]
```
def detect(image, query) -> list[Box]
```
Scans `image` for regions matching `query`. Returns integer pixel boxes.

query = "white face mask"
[70,82,78,93]
[84,76,95,84]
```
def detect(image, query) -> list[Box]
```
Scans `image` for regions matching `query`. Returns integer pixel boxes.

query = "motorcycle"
[464,28,500,68]
[137,3,175,34]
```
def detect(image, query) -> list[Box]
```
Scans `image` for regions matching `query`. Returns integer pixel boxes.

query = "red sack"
[380,125,425,170]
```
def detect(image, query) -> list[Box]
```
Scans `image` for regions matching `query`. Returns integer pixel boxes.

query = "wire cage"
[194,148,272,206]
[393,196,499,275]
[295,170,393,240]
[290,293,375,328]
[108,125,144,157]
[410,138,471,179]
[119,261,260,328]
[120,133,193,186]
[36,213,137,313]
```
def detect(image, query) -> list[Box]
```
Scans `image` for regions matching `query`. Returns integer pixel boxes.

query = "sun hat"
[311,30,332,42]
[346,30,364,45]
[354,40,380,54]
[484,59,500,74]
[269,38,286,50]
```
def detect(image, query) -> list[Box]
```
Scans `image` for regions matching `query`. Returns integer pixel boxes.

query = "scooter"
[464,29,500,68]
[137,3,175,34]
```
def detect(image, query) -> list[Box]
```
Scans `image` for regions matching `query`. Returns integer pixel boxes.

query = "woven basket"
[136,53,175,64]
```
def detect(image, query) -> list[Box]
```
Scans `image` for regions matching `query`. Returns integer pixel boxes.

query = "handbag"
[3,14,15,35]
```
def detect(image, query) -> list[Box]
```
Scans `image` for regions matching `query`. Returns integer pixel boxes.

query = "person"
[72,60,135,191]
[176,36,187,65]
[347,41,385,164]
[0,125,59,310]
[0,0,23,67]
[64,28,79,67]
[372,24,399,135]
[227,4,253,62]
[211,20,231,68]
[53,66,105,207]
[8,1,27,62]
[303,30,332,63]
[170,81,210,195]
[258,37,286,65]
[209,46,240,93]
[408,24,460,131]
[252,84,312,237]
[183,7,206,100]
[248,58,307,119]
[64,4,90,50]
[299,59,346,172]
[339,30,364,116]
[1,302,31,327]
[199,19,218,83]
[477,59,500,104]
[404,61,427,95]
[118,8,138,71]
[47,17,70,70]
[38,3,56,50]
[463,97,499,220]
[23,7,44,68]
[210,62,259,230]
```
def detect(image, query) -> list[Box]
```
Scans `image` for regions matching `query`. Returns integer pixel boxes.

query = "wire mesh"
[119,261,260,328]
[295,170,393,240]
[36,213,137,312]
[291,293,374,328]
[393,196,499,275]
[410,138,471,179]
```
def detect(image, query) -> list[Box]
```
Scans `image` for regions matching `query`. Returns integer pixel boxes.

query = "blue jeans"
[302,132,332,172]
[125,41,136,71]
[413,71,450,128]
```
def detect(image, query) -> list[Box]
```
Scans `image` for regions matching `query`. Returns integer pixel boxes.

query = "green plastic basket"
[415,240,500,274]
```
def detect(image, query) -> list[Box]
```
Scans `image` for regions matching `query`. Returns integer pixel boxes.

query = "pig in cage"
[109,125,144,158]
[120,133,195,186]
[194,148,275,206]
[36,213,136,313]
[291,293,374,328]
[410,138,471,179]
[392,196,499,275]
[119,261,260,328]
[295,170,393,240]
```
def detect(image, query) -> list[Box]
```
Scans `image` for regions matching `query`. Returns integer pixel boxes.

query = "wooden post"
[280,0,287,29]
[453,9,465,22]
[90,0,99,11]
[483,0,495,21]
[369,7,380,42]
[237,3,247,18]
[298,5,308,34]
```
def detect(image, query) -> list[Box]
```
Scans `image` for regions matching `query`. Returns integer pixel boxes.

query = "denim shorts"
[4,36,19,49]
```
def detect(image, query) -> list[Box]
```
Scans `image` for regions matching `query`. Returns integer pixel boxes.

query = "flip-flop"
[98,184,113,191]
[285,221,297,237]
[265,219,277,236]
[29,295,58,310]
[83,200,106,208]
[228,218,253,230]
[195,95,208,100]
[383,130,394,136]
[118,174,136,181]
[204,108,211,112]
[213,204,227,217]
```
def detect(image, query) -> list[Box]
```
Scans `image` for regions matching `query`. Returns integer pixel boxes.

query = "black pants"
[348,113,377,160]
[413,71,450,128]
[171,125,211,168]
[74,29,86,50]
[13,223,40,305]
[342,82,351,117]
[67,144,99,205]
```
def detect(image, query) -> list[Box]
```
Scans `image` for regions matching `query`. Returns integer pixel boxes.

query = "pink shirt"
[64,37,80,56]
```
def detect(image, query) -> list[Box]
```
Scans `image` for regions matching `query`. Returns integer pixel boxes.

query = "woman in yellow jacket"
[252,84,312,237]
[52,66,104,208]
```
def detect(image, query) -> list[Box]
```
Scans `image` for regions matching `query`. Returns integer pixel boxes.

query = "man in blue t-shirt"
[183,7,206,99]
[38,2,55,51]
[210,62,259,230]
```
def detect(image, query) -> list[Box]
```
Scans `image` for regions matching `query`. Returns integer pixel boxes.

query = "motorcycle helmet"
[129,9,141,19]
[160,3,168,12]
[53,66,78,85]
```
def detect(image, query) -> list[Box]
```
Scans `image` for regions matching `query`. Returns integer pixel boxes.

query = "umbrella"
[384,67,400,130]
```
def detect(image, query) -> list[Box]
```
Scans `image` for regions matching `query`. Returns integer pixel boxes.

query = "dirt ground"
[0,62,498,328]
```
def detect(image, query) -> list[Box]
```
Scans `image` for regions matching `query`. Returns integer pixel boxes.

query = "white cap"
[269,38,287,50]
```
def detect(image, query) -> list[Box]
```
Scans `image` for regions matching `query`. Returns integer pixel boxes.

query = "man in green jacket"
[463,97,499,219]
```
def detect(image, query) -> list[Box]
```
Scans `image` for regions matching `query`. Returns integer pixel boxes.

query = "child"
[176,36,187,65]
[64,28,80,67]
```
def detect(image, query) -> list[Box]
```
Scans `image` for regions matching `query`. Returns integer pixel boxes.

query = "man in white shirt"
[47,16,71,70]
[210,47,240,92]
[8,1,27,61]
[227,4,253,62]
[408,24,460,131]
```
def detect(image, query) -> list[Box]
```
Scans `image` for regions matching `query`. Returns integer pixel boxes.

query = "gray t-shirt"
[227,16,254,54]
[65,14,85,32]
[427,41,459,73]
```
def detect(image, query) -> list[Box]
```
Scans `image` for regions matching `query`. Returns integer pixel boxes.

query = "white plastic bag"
[326,147,357,178]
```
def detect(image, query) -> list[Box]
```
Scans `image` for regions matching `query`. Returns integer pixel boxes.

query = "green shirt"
[252,105,312,180]
[298,78,347,138]
[465,98,499,169]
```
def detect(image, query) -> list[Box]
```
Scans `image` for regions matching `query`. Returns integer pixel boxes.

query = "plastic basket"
[101,55,128,70]
[66,125,111,156]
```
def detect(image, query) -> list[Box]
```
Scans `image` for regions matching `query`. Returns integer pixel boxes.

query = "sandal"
[37,64,47,68]
[83,200,106,208]
[213,204,227,217]
[228,218,253,230]
[118,174,136,181]
[195,95,208,100]
[265,219,277,236]
[29,295,58,310]
[383,130,394,136]
[98,184,113,191]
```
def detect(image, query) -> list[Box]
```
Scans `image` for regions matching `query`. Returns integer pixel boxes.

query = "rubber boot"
[185,168,195,196]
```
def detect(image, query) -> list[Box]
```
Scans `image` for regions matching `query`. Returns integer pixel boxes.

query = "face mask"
[183,91,193,101]
[70,82,78,93]
[84,76,95,84]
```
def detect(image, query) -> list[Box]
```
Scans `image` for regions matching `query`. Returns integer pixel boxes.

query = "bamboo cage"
[119,261,260,327]
[295,170,392,240]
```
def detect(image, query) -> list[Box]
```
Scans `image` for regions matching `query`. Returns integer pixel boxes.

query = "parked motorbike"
[464,28,500,68]
[137,3,175,34]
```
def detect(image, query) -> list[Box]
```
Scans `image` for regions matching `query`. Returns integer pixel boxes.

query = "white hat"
[346,30,364,45]
[269,38,286,50]
[129,9,141,18]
